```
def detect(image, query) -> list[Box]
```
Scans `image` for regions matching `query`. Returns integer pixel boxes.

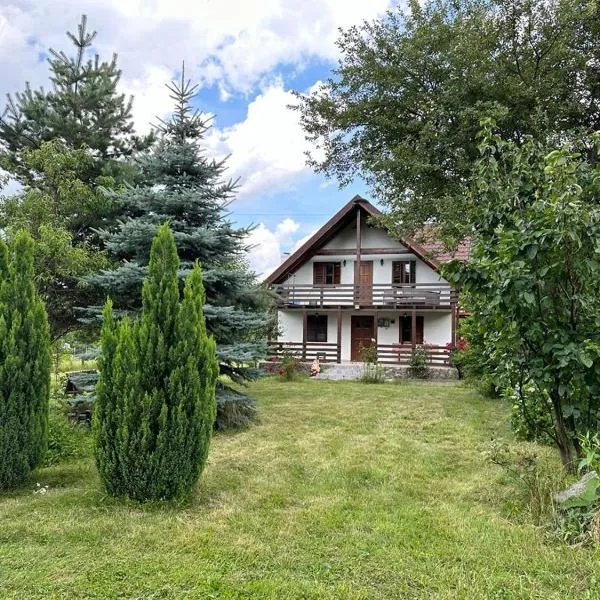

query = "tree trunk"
[550,386,577,473]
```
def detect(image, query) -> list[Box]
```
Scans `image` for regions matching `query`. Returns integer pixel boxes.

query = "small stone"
[554,470,599,504]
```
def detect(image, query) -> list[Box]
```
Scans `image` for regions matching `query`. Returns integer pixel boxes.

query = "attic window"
[313,262,341,285]
[392,260,416,284]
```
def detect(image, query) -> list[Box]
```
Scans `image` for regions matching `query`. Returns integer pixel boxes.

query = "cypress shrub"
[94,224,218,501]
[0,231,51,491]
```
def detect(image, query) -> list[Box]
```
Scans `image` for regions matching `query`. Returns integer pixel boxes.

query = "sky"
[0,0,397,278]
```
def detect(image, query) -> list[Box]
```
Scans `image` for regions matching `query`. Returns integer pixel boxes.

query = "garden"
[2,378,599,599]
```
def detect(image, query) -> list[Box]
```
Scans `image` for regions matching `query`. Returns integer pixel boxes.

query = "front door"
[356,261,373,305]
[351,315,375,361]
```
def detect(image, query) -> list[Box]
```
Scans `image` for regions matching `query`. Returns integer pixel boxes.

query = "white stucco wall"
[423,312,453,346]
[282,220,448,287]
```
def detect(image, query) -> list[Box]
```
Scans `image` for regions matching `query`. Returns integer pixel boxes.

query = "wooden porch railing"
[376,344,452,366]
[267,341,452,366]
[267,341,339,362]
[273,282,456,308]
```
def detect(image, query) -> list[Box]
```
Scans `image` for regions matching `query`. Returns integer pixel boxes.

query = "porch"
[270,308,456,366]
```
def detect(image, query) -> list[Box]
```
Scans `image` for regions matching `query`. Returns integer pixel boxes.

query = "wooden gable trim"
[264,195,442,284]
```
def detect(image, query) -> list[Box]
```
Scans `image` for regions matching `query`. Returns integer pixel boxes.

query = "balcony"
[273,282,457,309]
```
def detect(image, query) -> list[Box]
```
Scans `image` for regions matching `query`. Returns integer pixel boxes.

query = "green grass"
[1,379,599,599]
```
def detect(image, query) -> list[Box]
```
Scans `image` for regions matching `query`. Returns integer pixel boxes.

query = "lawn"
[1,379,598,599]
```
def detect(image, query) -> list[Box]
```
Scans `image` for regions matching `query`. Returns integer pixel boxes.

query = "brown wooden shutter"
[313,263,325,284]
[333,262,341,284]
[392,261,402,284]
[410,261,416,284]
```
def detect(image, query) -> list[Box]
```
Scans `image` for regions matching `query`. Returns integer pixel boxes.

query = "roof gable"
[264,195,444,284]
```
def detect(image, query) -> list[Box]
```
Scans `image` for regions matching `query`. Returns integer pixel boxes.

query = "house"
[265,196,465,366]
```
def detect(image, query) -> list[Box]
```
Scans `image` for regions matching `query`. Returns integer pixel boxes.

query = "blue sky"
[0,0,394,276]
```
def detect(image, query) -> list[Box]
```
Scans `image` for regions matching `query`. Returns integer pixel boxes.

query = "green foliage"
[85,69,269,413]
[94,225,218,501]
[44,382,91,467]
[215,384,258,430]
[0,231,51,490]
[409,345,430,379]
[359,344,385,383]
[446,126,600,472]
[579,432,600,474]
[276,350,302,382]
[297,0,599,242]
[506,384,555,445]
[0,15,150,185]
[486,440,566,526]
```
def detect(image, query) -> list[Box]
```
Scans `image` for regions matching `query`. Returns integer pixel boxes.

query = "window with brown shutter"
[307,315,328,342]
[313,262,341,285]
[392,260,416,284]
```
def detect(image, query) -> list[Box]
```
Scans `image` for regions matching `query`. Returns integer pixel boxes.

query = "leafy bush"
[44,406,91,466]
[506,384,555,445]
[265,349,302,381]
[360,343,385,383]
[551,437,600,546]
[409,345,430,379]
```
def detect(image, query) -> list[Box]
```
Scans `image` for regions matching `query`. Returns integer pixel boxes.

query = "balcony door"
[356,261,373,305]
[351,315,375,361]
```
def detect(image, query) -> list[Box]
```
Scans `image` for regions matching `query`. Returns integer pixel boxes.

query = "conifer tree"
[0,15,150,186]
[86,68,269,426]
[0,231,51,491]
[94,224,218,501]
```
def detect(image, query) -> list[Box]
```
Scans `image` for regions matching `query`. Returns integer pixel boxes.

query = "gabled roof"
[265,195,452,284]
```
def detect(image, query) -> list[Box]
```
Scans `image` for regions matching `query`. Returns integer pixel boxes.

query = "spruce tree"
[94,224,218,501]
[0,231,51,491]
[86,68,269,426]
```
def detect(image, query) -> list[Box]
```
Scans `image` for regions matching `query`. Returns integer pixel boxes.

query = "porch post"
[373,309,378,359]
[411,307,417,348]
[337,307,342,364]
[302,309,307,360]
[354,208,361,304]
[451,298,457,349]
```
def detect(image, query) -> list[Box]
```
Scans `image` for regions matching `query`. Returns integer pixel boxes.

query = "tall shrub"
[94,224,218,501]
[0,231,51,491]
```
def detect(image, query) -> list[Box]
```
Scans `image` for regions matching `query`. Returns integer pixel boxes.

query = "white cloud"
[206,81,325,199]
[246,217,301,278]
[0,1,392,131]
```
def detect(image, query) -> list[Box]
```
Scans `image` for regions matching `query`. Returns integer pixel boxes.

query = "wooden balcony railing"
[267,341,452,366]
[273,282,456,308]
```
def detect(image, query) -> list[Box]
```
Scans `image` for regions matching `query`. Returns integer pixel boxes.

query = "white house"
[265,196,465,366]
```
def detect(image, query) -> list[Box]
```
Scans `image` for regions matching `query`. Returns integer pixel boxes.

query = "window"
[313,262,341,285]
[399,315,424,344]
[307,315,328,342]
[392,260,416,284]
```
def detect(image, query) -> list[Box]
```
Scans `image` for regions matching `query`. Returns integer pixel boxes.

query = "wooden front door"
[351,315,375,361]
[356,261,373,305]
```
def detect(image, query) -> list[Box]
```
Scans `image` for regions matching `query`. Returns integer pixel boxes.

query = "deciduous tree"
[446,123,600,472]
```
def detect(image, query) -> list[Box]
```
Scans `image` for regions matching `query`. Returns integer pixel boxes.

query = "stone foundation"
[314,362,458,381]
